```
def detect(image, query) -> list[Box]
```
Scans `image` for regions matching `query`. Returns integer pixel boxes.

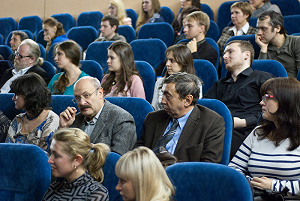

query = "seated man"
[8,31,29,63]
[136,72,225,162]
[59,76,136,155]
[256,10,300,78]
[204,40,274,159]
[0,39,49,93]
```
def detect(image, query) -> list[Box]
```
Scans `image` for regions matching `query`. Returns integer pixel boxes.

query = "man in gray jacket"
[59,76,136,155]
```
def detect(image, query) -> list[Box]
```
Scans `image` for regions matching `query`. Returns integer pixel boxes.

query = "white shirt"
[229,22,250,36]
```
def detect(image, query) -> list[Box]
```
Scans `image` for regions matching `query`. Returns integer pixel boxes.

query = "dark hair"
[191,0,201,9]
[172,6,201,34]
[43,17,66,38]
[53,40,81,94]
[163,72,200,106]
[10,73,51,116]
[101,15,120,33]
[102,41,139,96]
[226,40,254,66]
[258,10,287,35]
[12,31,29,41]
[258,77,300,151]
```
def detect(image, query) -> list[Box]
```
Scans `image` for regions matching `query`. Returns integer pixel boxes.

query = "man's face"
[14,44,34,70]
[10,34,22,51]
[183,19,203,39]
[231,7,248,26]
[223,43,249,72]
[100,20,116,38]
[257,17,278,44]
[161,83,186,119]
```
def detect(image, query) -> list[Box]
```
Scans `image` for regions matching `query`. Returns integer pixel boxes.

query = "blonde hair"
[136,0,161,32]
[185,11,210,34]
[53,128,110,183]
[109,0,127,25]
[231,2,253,21]
[115,147,175,201]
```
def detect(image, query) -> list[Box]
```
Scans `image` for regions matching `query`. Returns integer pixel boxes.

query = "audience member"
[136,0,165,33]
[217,2,257,55]
[0,39,49,93]
[59,76,137,155]
[8,31,29,63]
[229,77,300,200]
[152,44,202,111]
[137,72,225,162]
[204,40,273,158]
[42,128,109,201]
[95,15,126,42]
[43,17,68,52]
[250,0,281,17]
[101,41,145,99]
[48,40,89,95]
[5,73,59,151]
[108,0,132,26]
[255,11,300,78]
[0,110,10,143]
[115,146,175,201]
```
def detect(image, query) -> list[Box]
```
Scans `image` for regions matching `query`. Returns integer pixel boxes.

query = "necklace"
[25,110,42,121]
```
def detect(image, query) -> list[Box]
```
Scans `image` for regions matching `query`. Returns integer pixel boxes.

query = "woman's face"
[43,24,57,42]
[109,3,118,16]
[116,178,136,201]
[260,92,279,122]
[166,51,182,75]
[142,0,152,13]
[12,94,25,110]
[107,49,122,74]
[54,47,71,69]
[180,0,192,10]
[249,0,264,9]
[231,7,249,27]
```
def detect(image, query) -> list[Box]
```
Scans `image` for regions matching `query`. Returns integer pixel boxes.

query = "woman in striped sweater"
[229,77,300,200]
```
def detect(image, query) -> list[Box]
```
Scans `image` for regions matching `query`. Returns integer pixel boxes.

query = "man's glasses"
[72,88,99,104]
[262,93,274,102]
[15,52,31,59]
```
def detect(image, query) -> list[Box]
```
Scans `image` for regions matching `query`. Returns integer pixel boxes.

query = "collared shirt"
[164,108,194,154]
[0,66,32,93]
[229,22,250,36]
[84,105,104,136]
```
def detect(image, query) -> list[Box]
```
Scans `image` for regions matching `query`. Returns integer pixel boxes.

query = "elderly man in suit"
[59,76,136,155]
[136,72,225,162]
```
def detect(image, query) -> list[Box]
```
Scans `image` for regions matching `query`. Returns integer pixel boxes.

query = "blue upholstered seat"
[50,95,78,115]
[38,43,46,60]
[118,25,136,43]
[5,30,34,47]
[206,20,220,42]
[202,3,214,21]
[41,60,56,80]
[217,1,238,37]
[0,143,51,201]
[51,13,75,32]
[0,45,13,60]
[67,26,98,51]
[270,0,300,16]
[159,6,174,24]
[251,60,288,77]
[0,60,13,77]
[35,30,47,48]
[18,15,43,38]
[0,17,17,41]
[80,60,104,81]
[125,9,138,30]
[166,162,253,201]
[76,11,104,33]
[284,15,300,35]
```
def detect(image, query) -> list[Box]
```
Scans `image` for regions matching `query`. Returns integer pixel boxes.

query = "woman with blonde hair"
[108,0,132,26]
[115,146,175,201]
[42,128,110,200]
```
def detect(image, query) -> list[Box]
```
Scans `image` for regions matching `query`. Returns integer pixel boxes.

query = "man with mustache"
[59,76,136,155]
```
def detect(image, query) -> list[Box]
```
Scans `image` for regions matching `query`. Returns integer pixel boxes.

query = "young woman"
[108,0,132,26]
[115,146,175,201]
[152,44,202,110]
[136,0,165,32]
[101,41,145,99]
[48,40,89,95]
[42,128,109,200]
[229,77,300,200]
[43,17,69,52]
[6,73,59,151]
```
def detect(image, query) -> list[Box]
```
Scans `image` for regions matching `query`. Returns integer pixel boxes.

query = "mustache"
[79,105,91,110]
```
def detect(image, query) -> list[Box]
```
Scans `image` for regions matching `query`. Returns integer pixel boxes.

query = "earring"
[74,165,78,173]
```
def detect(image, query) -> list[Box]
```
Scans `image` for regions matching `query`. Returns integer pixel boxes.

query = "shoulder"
[131,75,142,82]
[251,69,274,79]
[145,109,169,122]
[103,100,133,118]
[80,71,90,77]
[101,74,108,83]
[247,26,257,34]
[194,104,222,119]
[156,77,164,84]
[51,72,63,81]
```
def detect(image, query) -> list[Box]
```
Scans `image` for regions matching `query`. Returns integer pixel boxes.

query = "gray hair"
[20,39,43,66]
[12,31,29,41]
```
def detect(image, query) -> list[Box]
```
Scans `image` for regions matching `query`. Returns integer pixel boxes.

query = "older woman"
[229,77,300,200]
[6,73,59,151]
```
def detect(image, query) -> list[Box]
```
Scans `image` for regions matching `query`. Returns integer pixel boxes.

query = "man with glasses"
[204,40,273,159]
[0,39,49,93]
[59,76,136,155]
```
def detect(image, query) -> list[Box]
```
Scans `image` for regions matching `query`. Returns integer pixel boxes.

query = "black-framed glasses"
[15,52,31,59]
[72,88,100,104]
[262,93,274,102]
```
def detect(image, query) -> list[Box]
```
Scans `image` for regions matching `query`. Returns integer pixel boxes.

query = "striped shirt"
[229,127,300,200]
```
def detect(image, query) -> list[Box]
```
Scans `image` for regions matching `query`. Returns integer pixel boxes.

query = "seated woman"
[0,110,10,143]
[115,146,175,201]
[152,44,202,110]
[229,77,300,200]
[43,17,69,52]
[101,41,146,99]
[249,0,281,17]
[48,40,89,95]
[108,0,132,26]
[136,0,165,33]
[6,73,59,151]
[42,128,109,201]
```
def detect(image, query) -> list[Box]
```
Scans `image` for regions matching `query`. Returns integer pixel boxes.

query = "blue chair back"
[76,11,104,33]
[105,97,154,141]
[284,15,300,35]
[47,44,57,69]
[202,3,214,20]
[80,60,104,81]
[5,30,34,47]
[50,95,79,115]
[18,15,43,38]
[41,60,56,80]
[130,39,167,70]
[217,1,238,37]
[126,9,138,30]
[118,25,136,43]
[198,99,233,165]
[51,13,75,32]
[0,17,17,41]
[38,43,46,60]
[297,69,300,81]
[249,17,257,28]
[0,144,51,201]
[251,60,288,77]
[205,37,220,69]
[271,0,300,16]
[206,20,220,42]
[159,6,174,24]
[134,61,156,103]
[0,45,13,60]
[102,152,122,201]
[292,33,300,36]
[67,26,98,51]
[0,93,21,120]
[0,60,13,77]
[35,30,47,48]
[86,41,113,74]
[137,22,174,47]
[0,35,3,45]
[166,162,253,201]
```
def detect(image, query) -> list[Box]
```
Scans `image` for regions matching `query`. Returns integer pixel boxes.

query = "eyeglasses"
[15,52,31,59]
[72,88,99,104]
[262,93,274,102]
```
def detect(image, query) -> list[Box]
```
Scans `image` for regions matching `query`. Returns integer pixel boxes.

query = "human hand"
[233,117,247,128]
[255,34,268,53]
[186,38,197,53]
[251,176,272,190]
[123,18,132,27]
[59,107,77,128]
[44,35,51,42]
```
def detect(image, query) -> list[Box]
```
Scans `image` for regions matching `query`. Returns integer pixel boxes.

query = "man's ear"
[274,25,281,34]
[112,25,117,32]
[244,50,251,61]
[184,95,194,107]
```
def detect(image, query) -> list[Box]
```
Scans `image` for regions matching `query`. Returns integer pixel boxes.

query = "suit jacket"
[0,65,50,90]
[137,104,225,162]
[71,100,137,155]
